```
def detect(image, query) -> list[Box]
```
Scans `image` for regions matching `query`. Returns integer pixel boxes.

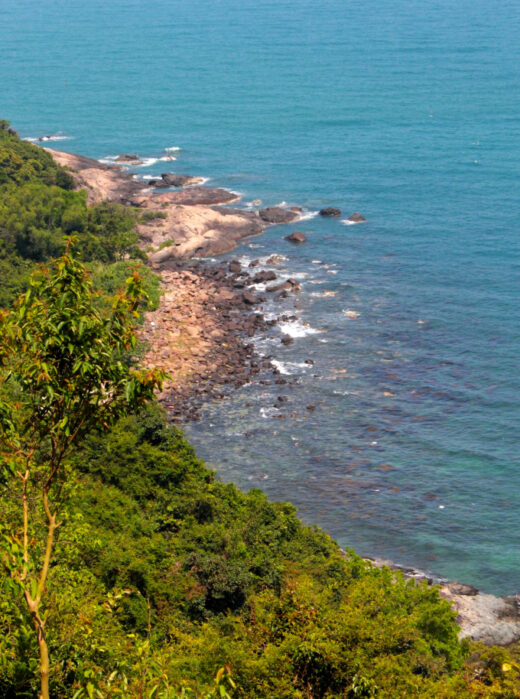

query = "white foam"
[136,157,161,167]
[164,146,181,152]
[311,260,322,264]
[342,309,360,319]
[272,360,310,375]
[278,319,321,338]
[327,270,338,275]
[158,155,177,161]
[298,210,319,221]
[260,407,280,419]
[25,134,72,142]
[309,290,336,298]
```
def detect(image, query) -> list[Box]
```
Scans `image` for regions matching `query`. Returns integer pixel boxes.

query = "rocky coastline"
[47,147,520,648]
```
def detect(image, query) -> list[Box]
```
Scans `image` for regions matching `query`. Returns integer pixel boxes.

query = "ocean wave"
[158,155,177,162]
[271,359,310,375]
[24,134,72,142]
[164,146,181,152]
[279,319,321,338]
[298,210,319,221]
[342,309,360,319]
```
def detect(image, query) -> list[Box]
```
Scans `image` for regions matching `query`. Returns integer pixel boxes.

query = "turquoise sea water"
[2,0,519,593]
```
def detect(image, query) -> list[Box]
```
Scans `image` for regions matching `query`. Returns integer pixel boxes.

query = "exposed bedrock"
[158,173,204,188]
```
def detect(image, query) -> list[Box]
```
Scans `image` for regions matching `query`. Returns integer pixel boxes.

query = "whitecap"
[341,219,358,226]
[311,260,322,264]
[327,270,338,275]
[158,155,177,162]
[164,146,181,152]
[278,319,321,338]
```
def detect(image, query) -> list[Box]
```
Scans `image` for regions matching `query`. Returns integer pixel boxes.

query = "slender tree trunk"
[37,620,50,699]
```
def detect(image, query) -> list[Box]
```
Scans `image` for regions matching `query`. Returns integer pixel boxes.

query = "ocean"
[2,0,519,594]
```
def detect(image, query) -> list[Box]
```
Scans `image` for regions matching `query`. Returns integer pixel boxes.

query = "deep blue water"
[2,0,520,593]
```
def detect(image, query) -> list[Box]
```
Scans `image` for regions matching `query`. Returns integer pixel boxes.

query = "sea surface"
[2,0,519,594]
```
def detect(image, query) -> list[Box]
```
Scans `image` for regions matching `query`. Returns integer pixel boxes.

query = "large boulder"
[347,212,367,223]
[252,270,277,283]
[115,153,141,163]
[259,207,299,224]
[319,207,341,217]
[161,173,204,187]
[285,231,306,244]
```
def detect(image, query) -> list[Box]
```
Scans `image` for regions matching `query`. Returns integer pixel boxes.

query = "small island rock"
[285,231,307,244]
[319,207,342,217]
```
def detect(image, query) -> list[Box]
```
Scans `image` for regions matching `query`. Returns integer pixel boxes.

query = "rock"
[444,582,479,597]
[228,260,242,274]
[285,231,307,244]
[277,396,288,403]
[306,405,316,411]
[281,336,294,345]
[259,207,299,224]
[439,587,520,646]
[266,281,292,293]
[161,173,204,187]
[242,290,260,305]
[115,153,141,162]
[319,207,341,217]
[267,255,285,265]
[252,270,277,283]
[347,212,367,223]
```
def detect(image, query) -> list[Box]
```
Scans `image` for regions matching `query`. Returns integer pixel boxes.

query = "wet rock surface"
[319,207,342,217]
[259,206,300,224]
[347,212,367,223]
[285,231,307,244]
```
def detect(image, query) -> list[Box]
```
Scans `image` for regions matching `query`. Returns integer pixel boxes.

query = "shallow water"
[3,0,519,593]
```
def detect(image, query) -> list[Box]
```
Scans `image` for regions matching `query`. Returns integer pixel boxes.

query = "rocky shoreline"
[47,146,520,648]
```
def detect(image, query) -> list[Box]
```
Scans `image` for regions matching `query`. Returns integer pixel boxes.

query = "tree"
[0,243,165,699]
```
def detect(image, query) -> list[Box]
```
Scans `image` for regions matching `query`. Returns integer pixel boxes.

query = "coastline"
[45,146,520,647]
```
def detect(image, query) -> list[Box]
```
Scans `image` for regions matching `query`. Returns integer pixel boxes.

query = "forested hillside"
[0,122,519,697]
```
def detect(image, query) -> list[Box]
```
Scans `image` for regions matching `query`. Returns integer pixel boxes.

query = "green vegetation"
[0,122,145,308]
[0,121,519,697]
